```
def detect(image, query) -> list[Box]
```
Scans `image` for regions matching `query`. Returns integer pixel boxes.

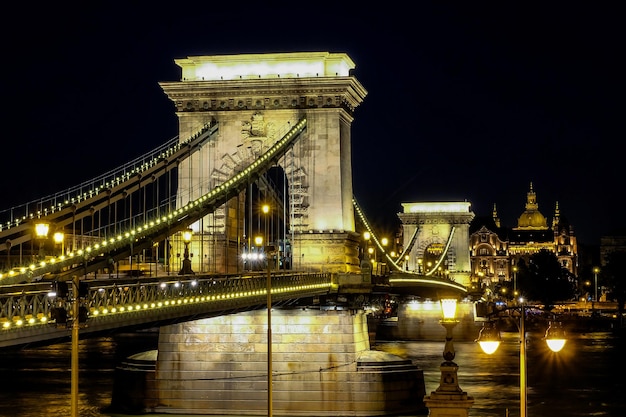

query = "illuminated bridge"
[0,51,470,417]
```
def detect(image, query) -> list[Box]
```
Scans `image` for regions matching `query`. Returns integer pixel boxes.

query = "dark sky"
[1,3,623,245]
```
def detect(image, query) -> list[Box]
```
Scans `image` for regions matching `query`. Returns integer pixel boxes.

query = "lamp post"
[260,202,273,417]
[476,300,566,417]
[512,265,518,299]
[53,231,65,257]
[423,298,474,416]
[256,232,274,417]
[593,267,600,302]
[178,229,194,275]
[35,222,50,260]
[70,272,80,417]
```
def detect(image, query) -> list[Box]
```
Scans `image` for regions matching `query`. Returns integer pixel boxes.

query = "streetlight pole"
[261,203,272,417]
[178,229,194,275]
[476,302,566,417]
[519,304,527,417]
[593,267,600,302]
[423,298,474,416]
[54,231,65,257]
[70,273,80,417]
[35,222,50,260]
[266,243,273,417]
[512,266,518,299]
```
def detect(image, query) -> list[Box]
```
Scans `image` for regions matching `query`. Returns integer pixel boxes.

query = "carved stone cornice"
[159,76,367,114]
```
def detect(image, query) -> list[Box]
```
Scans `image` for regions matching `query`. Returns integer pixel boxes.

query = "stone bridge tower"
[159,52,367,274]
[398,202,475,287]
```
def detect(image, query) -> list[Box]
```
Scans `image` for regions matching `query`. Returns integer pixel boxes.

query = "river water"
[0,330,623,417]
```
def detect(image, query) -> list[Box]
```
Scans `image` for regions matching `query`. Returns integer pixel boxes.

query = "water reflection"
[375,330,626,417]
[0,331,623,417]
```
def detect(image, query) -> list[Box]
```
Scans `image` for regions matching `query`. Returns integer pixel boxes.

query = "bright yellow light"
[255,236,263,246]
[440,298,457,320]
[176,52,355,81]
[35,223,50,238]
[479,341,501,355]
[476,321,502,354]
[363,231,371,241]
[53,232,64,244]
[546,339,566,352]
[544,321,567,352]
[381,237,388,246]
[183,229,193,242]
[262,204,270,214]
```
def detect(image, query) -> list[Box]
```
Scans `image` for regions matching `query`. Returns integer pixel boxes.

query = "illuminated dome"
[517,211,548,228]
[514,182,548,230]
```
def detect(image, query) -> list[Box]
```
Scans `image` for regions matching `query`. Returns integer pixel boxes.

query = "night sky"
[2,3,623,245]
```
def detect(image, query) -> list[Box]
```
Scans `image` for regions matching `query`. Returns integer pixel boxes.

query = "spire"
[492,203,501,228]
[525,182,538,210]
[553,201,560,228]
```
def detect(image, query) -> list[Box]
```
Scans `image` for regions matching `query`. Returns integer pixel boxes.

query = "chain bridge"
[0,52,468,349]
[0,52,472,416]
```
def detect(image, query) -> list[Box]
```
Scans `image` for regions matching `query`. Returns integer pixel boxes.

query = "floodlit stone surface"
[149,308,426,416]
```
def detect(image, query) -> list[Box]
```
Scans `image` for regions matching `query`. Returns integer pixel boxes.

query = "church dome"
[517,210,548,228]
[514,182,548,230]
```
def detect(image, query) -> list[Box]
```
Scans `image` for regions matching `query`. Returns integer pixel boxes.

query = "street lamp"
[476,300,566,417]
[178,229,194,275]
[35,221,50,260]
[593,267,600,302]
[512,265,518,298]
[256,231,275,417]
[423,298,474,416]
[53,231,65,257]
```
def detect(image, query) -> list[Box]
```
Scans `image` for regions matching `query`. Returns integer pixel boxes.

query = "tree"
[518,249,575,309]
[603,250,626,323]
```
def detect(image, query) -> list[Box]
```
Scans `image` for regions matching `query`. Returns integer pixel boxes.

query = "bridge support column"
[377,301,479,342]
[293,231,361,273]
[145,308,426,416]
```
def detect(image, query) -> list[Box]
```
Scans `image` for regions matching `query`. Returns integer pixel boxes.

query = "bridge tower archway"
[398,202,475,287]
[159,52,368,274]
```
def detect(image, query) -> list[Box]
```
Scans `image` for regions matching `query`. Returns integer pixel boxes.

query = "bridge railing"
[0,271,332,338]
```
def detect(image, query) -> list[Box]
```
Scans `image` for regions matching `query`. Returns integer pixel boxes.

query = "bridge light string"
[0,120,306,284]
[0,274,331,330]
[353,197,412,273]
[0,122,217,234]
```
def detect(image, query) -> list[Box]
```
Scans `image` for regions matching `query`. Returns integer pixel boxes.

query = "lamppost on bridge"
[475,299,567,417]
[178,229,194,275]
[34,221,50,261]
[256,231,275,417]
[423,297,474,416]
[261,202,274,417]
[53,231,65,258]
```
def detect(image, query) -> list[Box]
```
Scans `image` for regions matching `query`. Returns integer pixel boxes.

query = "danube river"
[0,329,623,417]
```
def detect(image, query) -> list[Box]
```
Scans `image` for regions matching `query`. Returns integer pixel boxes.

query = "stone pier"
[113,307,427,416]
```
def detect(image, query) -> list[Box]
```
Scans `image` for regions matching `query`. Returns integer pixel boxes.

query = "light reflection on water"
[375,330,626,417]
[0,331,623,417]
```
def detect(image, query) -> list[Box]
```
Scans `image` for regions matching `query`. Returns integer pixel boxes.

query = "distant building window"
[481,234,488,242]
[479,248,489,256]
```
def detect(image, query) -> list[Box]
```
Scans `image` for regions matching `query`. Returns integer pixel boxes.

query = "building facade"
[469,183,578,297]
